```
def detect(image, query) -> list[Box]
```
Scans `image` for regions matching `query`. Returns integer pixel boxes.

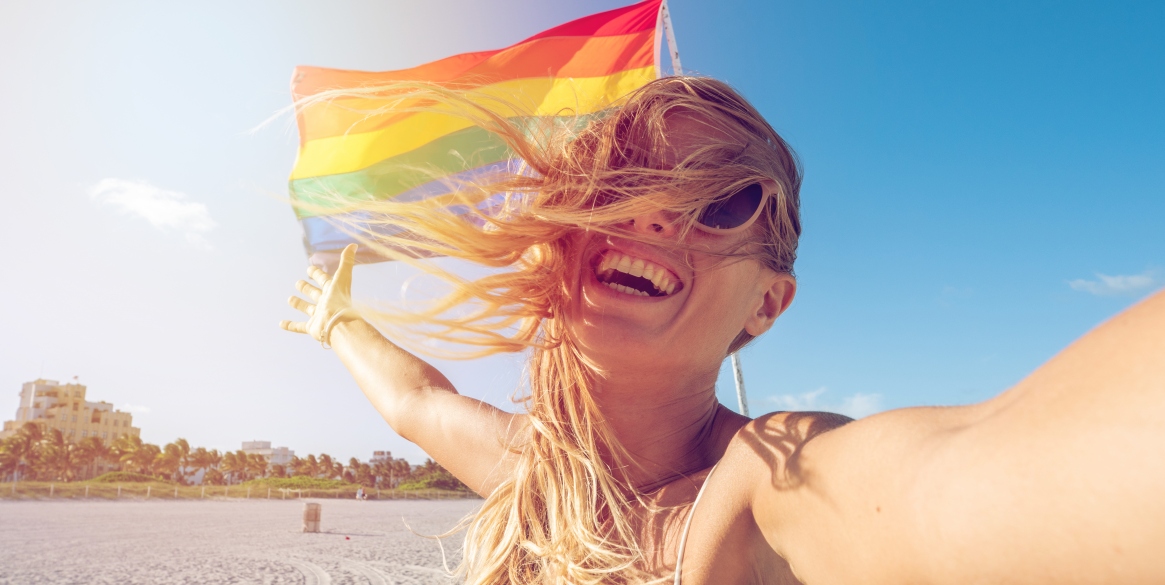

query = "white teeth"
[597,251,680,297]
[651,271,668,293]
[607,282,648,297]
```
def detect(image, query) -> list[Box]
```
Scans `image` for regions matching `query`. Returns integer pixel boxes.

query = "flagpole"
[731,354,749,417]
[660,0,682,75]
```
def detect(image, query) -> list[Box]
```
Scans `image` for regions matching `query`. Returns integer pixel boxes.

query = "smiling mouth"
[594,251,683,297]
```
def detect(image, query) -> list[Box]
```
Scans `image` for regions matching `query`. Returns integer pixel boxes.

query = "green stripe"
[289,112,607,220]
[289,125,511,219]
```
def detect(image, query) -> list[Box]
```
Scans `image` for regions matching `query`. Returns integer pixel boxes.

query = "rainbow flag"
[289,0,674,263]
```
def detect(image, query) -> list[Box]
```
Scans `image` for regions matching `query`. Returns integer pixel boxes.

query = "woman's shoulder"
[723,410,855,473]
[667,410,854,584]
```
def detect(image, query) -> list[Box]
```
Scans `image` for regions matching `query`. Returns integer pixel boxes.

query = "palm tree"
[291,454,315,478]
[317,454,334,479]
[202,467,225,486]
[0,440,19,482]
[42,429,80,482]
[4,423,44,482]
[188,447,221,484]
[393,458,413,487]
[371,459,390,488]
[0,438,19,481]
[133,443,161,476]
[170,438,191,484]
[344,457,361,483]
[233,450,253,482]
[75,437,109,480]
[111,435,143,473]
[246,453,269,480]
[220,451,241,484]
[188,447,210,480]
[207,449,222,476]
[154,443,182,481]
[355,463,374,487]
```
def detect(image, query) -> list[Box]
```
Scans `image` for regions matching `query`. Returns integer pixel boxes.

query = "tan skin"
[282,150,1165,584]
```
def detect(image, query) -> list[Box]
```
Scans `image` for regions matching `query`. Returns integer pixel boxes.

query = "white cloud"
[766,386,884,419]
[1068,270,1158,296]
[769,386,828,411]
[89,178,216,248]
[838,393,884,419]
[120,403,151,414]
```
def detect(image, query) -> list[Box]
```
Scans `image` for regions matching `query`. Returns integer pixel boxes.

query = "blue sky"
[1,0,1160,463]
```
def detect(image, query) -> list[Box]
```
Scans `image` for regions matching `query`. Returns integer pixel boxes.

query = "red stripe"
[520,0,661,42]
[293,30,654,103]
[292,0,660,97]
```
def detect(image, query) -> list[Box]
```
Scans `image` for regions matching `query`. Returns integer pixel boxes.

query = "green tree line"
[0,421,466,490]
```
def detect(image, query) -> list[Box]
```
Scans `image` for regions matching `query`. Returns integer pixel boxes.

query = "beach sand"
[0,498,480,584]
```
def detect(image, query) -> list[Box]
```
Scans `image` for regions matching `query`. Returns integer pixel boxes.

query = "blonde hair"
[294,76,801,583]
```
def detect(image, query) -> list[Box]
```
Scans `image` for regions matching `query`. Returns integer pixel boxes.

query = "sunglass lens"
[696,183,764,230]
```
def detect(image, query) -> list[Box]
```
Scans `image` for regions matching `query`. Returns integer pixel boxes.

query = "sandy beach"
[0,499,480,584]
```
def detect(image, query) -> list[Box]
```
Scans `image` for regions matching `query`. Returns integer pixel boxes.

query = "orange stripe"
[292,29,653,98]
[290,67,655,180]
[295,31,654,142]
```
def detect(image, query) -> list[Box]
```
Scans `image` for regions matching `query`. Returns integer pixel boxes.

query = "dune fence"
[0,481,479,501]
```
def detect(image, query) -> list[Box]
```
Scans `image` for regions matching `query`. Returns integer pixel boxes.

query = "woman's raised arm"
[743,288,1165,584]
[280,244,524,496]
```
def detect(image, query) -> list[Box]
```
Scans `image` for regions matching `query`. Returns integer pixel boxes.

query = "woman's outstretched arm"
[742,287,1165,584]
[281,245,524,496]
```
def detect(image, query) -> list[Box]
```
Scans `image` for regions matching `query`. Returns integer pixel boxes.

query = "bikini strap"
[674,464,718,585]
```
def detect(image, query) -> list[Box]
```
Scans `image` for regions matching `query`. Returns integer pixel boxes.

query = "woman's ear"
[744,272,796,337]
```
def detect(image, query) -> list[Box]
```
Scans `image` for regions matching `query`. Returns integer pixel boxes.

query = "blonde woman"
[281,77,1165,584]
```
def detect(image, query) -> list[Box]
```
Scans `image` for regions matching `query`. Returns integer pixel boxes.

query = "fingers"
[280,320,308,334]
[287,295,315,316]
[307,265,331,287]
[285,246,358,341]
[333,244,358,289]
[295,279,322,302]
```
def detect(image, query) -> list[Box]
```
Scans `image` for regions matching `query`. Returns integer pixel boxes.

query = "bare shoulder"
[722,411,855,490]
[725,404,990,584]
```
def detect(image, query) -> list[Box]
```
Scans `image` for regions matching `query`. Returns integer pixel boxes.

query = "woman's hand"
[280,243,360,346]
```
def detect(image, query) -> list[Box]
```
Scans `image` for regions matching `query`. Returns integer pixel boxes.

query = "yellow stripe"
[291,66,655,180]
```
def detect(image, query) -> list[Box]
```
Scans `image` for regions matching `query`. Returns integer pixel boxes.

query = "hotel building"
[240,440,294,467]
[0,379,141,445]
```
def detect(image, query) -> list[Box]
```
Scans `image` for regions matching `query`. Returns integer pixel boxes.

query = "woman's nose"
[627,208,680,237]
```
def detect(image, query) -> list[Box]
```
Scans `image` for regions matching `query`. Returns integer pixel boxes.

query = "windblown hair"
[294,76,801,583]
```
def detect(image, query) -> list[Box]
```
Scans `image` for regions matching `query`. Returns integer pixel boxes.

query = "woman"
[281,77,1165,584]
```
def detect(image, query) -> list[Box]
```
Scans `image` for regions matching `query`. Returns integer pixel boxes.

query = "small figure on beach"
[281,76,1165,584]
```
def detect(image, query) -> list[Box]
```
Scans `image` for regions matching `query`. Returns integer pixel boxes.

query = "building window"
[82,430,88,438]
[71,415,77,423]
[102,432,107,439]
